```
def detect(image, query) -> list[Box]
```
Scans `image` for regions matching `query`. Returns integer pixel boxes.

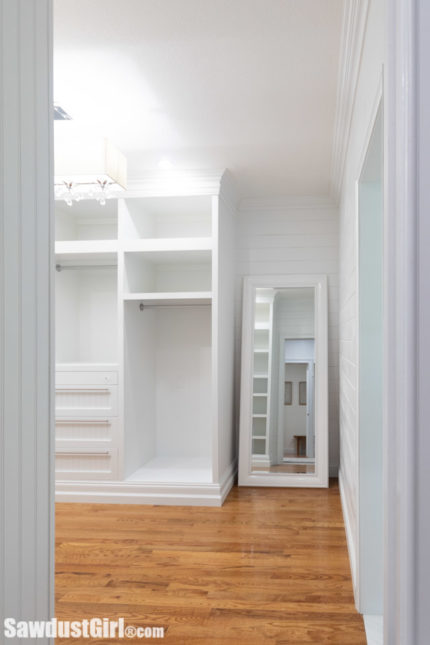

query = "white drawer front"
[55,453,116,481]
[55,418,118,481]
[55,418,114,441]
[56,371,118,386]
[55,385,118,417]
[55,439,112,455]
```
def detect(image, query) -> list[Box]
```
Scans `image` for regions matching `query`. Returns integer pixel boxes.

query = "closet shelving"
[55,172,236,505]
[251,290,274,467]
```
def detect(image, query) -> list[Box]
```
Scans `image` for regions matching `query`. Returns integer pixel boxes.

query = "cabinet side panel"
[215,193,236,482]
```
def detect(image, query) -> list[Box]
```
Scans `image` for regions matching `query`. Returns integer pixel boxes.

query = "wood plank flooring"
[55,480,366,644]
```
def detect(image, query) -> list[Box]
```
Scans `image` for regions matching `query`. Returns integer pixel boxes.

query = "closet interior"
[55,175,236,505]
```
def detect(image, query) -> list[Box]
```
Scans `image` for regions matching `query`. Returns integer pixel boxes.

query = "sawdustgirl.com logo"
[4,617,165,639]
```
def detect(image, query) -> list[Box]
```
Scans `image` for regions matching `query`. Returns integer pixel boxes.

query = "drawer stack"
[55,366,119,481]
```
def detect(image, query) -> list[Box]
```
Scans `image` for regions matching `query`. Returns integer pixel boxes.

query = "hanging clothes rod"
[56,264,116,272]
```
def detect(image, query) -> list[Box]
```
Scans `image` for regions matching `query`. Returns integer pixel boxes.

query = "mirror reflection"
[251,287,315,475]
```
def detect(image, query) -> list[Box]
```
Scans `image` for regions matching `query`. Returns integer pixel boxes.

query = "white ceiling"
[54,0,344,198]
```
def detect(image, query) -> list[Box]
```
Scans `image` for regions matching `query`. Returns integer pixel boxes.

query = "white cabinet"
[55,172,236,505]
[55,384,118,417]
[55,366,119,480]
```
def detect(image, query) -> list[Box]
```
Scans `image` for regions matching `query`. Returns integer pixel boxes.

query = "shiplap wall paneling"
[0,0,54,635]
[236,199,339,476]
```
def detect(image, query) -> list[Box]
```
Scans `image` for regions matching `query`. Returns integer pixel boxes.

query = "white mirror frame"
[238,274,329,487]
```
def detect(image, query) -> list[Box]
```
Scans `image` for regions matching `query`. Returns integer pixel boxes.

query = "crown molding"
[124,169,225,198]
[330,0,370,200]
[239,195,338,212]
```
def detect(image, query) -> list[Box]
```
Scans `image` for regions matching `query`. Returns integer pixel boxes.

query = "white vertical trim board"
[337,0,384,614]
[364,615,383,645]
[0,0,54,636]
[331,0,370,200]
[356,97,384,615]
[385,1,430,643]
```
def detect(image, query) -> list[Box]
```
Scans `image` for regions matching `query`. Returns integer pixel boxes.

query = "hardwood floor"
[55,480,366,644]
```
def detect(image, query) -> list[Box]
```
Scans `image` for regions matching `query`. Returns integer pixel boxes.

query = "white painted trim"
[331,0,370,200]
[56,460,237,507]
[364,615,383,645]
[124,169,225,197]
[339,469,358,599]
[0,0,54,634]
[238,274,328,488]
[384,1,419,643]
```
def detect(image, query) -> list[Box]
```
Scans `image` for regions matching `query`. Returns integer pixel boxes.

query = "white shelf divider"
[123,291,212,306]
[55,240,118,266]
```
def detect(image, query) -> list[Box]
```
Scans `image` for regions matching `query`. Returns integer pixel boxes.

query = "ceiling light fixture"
[54,121,127,206]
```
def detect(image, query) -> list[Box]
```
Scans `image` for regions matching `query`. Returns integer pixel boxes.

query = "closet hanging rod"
[56,264,116,272]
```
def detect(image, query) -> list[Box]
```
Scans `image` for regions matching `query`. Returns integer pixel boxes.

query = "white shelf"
[123,292,212,305]
[123,248,211,265]
[127,456,212,483]
[252,414,267,418]
[122,237,212,253]
[252,436,266,440]
[55,240,118,263]
[253,393,267,397]
[253,349,269,354]
[253,373,268,378]
[254,322,270,330]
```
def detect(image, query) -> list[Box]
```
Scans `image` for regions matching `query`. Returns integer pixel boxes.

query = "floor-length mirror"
[239,275,328,487]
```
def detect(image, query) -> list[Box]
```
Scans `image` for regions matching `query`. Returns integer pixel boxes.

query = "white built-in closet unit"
[55,172,236,505]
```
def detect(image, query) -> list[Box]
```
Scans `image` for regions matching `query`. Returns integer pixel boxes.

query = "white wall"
[236,198,339,475]
[338,0,384,600]
[155,306,212,459]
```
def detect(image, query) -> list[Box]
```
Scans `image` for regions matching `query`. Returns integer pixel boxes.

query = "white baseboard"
[339,469,358,604]
[55,461,237,507]
[363,615,383,645]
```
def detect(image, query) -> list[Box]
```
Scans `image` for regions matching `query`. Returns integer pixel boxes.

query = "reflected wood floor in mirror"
[55,480,365,644]
[253,463,316,474]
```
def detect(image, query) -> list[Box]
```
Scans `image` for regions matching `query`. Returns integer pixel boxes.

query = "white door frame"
[0,1,429,643]
[277,350,314,464]
[384,1,430,643]
[0,0,54,639]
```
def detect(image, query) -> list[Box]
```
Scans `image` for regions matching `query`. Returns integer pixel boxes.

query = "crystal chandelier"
[54,121,127,206]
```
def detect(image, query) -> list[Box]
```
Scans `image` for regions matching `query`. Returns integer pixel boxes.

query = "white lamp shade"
[54,121,127,189]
